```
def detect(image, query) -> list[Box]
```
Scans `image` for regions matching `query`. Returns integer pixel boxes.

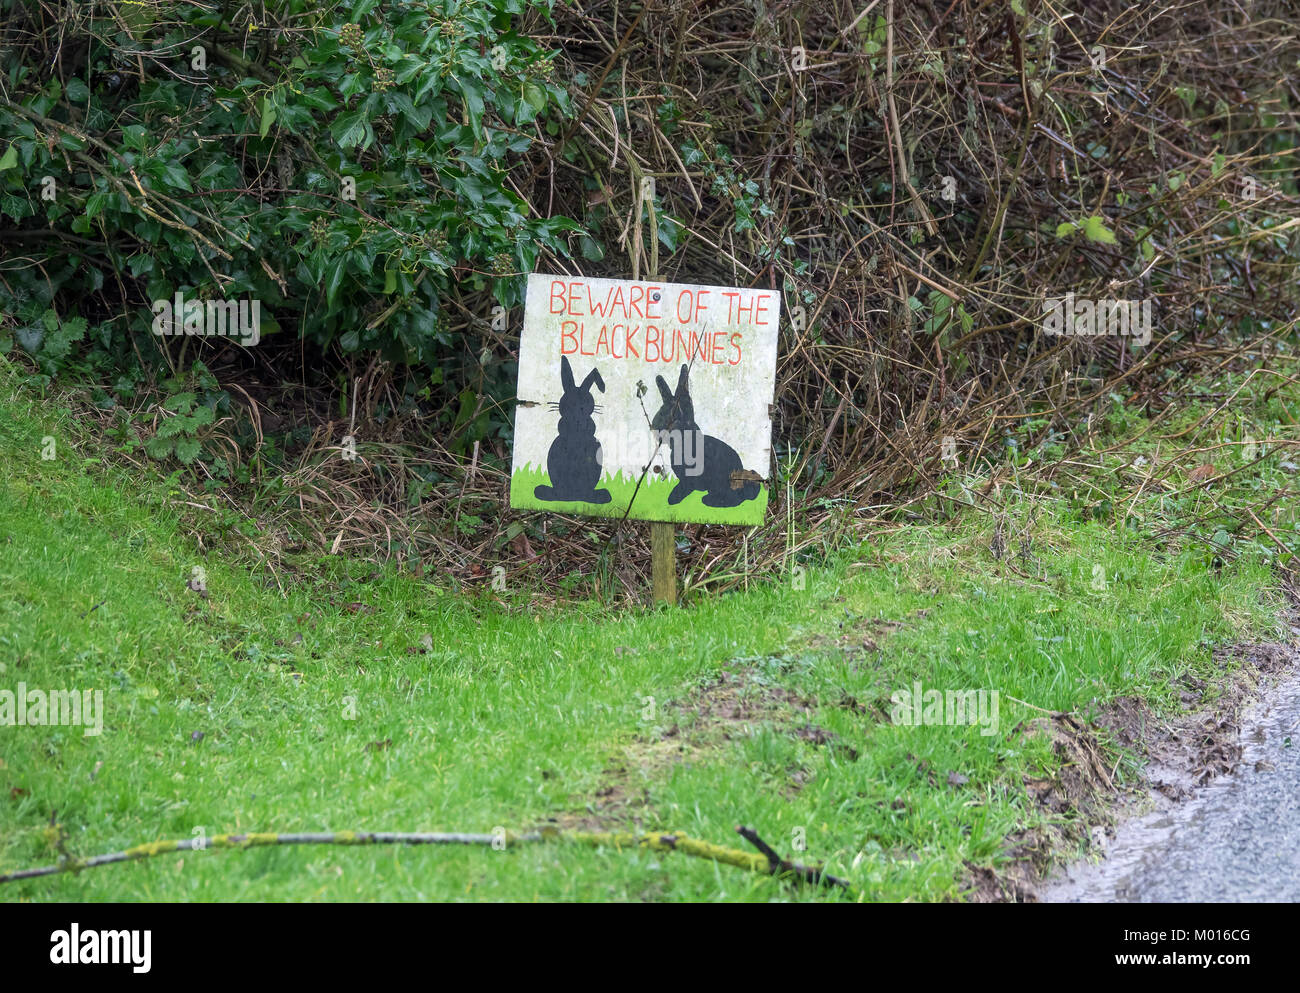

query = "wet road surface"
[1041,668,1300,902]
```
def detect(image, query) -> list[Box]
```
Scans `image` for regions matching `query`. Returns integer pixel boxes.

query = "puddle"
[1040,666,1300,902]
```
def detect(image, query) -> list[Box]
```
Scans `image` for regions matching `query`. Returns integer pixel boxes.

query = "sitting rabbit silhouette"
[650,363,760,508]
[534,355,611,503]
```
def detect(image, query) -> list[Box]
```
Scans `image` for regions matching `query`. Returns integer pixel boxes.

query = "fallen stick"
[734,825,851,888]
[0,826,850,891]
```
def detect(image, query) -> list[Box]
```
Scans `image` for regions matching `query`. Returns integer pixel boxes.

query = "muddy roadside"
[975,629,1300,902]
[540,601,1300,901]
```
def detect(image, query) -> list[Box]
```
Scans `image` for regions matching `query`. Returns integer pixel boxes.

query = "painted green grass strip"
[509,464,769,524]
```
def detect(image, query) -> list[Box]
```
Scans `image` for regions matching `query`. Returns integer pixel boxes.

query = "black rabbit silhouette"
[534,355,612,503]
[650,363,760,508]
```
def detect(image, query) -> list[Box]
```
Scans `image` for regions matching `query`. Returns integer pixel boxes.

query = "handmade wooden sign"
[510,273,781,526]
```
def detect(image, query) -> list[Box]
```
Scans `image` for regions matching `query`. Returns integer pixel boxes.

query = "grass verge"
[0,360,1296,900]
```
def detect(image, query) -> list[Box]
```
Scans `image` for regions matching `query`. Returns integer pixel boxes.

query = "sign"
[510,273,781,525]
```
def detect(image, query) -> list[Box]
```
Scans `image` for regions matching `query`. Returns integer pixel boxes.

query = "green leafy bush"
[0,0,578,374]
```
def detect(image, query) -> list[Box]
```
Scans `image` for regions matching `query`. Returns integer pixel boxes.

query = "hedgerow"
[0,0,576,376]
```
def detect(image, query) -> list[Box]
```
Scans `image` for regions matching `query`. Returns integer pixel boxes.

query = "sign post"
[510,272,781,601]
[644,186,675,606]
[651,518,676,605]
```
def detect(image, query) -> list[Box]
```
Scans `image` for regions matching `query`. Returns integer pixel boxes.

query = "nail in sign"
[511,273,781,525]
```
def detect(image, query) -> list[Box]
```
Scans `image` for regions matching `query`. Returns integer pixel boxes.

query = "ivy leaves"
[0,0,576,376]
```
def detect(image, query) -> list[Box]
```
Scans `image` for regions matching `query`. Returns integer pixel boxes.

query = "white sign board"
[510,273,781,525]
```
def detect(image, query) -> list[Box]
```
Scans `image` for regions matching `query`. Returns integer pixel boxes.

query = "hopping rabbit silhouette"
[534,355,612,503]
[650,363,761,508]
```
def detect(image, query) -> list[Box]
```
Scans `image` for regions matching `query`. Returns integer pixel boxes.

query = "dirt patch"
[654,666,859,762]
[1021,713,1116,819]
[665,667,816,730]
[1116,641,1299,801]
[547,756,659,833]
[967,634,1300,902]
[965,855,1041,904]
[807,614,905,661]
[793,723,860,761]
[550,661,853,829]
[966,714,1118,902]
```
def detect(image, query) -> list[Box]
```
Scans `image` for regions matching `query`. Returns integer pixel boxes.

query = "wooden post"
[651,520,677,605]
[637,177,677,606]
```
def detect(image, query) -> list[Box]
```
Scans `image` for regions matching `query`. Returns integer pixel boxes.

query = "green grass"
[0,360,1293,901]
[510,464,769,525]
